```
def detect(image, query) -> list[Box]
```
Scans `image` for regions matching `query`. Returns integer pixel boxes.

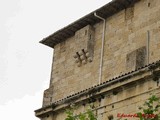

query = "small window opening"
[148,3,151,7]
[112,105,114,108]
[85,30,87,35]
[108,115,114,120]
[89,34,92,40]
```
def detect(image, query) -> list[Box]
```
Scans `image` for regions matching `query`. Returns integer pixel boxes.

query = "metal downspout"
[147,30,150,64]
[94,12,106,84]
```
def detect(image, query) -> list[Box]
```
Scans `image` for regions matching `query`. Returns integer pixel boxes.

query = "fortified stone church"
[35,0,160,119]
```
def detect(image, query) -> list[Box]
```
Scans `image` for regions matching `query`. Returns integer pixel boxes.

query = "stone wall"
[40,0,160,119]
[43,0,160,106]
[52,77,160,120]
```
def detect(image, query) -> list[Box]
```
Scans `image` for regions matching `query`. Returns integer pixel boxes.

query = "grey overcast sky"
[0,0,111,119]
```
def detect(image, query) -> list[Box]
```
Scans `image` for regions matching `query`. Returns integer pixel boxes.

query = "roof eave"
[40,0,140,48]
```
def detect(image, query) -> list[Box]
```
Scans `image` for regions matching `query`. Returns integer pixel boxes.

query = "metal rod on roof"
[94,12,106,84]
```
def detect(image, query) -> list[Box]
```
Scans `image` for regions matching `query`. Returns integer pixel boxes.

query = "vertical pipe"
[94,13,106,84]
[146,30,150,64]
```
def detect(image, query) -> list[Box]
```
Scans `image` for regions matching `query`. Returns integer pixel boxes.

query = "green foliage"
[137,94,160,120]
[65,95,160,120]
[86,109,97,120]
[65,109,76,120]
[65,107,97,120]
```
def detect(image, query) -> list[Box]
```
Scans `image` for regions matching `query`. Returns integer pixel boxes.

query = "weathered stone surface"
[36,0,160,119]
